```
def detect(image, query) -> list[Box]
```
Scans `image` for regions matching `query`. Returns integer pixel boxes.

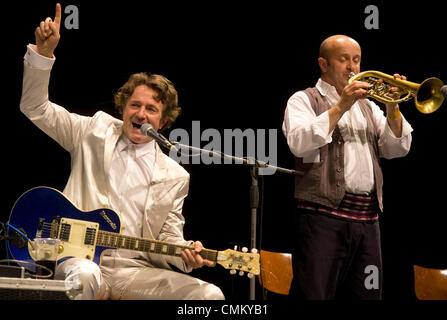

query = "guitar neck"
[95,230,218,262]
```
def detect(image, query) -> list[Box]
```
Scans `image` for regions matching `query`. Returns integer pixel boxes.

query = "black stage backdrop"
[1,0,446,303]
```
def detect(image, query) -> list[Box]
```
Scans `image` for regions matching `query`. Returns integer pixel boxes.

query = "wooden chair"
[258,250,293,295]
[414,265,447,300]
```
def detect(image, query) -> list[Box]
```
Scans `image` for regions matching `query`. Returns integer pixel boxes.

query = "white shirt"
[282,78,413,195]
[109,135,156,237]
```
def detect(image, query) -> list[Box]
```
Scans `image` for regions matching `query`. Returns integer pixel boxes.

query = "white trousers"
[55,256,225,300]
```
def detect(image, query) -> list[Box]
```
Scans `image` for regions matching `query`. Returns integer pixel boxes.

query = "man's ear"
[318,57,328,73]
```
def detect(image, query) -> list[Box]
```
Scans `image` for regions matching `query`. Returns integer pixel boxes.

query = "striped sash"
[297,193,379,221]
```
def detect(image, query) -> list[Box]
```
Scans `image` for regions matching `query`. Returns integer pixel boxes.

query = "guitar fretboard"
[95,230,218,262]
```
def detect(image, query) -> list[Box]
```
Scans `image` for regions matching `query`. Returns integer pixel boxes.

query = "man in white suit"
[20,3,224,300]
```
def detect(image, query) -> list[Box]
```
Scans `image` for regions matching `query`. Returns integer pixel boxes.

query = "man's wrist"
[387,108,401,120]
[36,48,54,59]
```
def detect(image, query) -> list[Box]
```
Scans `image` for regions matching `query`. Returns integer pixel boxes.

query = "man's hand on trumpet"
[384,73,405,137]
[385,73,407,112]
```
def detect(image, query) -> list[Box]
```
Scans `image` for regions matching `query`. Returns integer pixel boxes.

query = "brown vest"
[294,87,384,211]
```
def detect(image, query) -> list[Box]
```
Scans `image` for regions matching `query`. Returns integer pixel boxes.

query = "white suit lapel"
[143,144,170,238]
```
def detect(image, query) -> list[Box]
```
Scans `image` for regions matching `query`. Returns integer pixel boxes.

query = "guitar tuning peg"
[247,273,254,279]
[242,247,248,253]
[239,271,244,276]
[230,269,236,275]
[251,248,258,254]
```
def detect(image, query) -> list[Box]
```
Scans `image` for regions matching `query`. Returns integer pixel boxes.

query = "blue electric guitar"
[6,187,259,276]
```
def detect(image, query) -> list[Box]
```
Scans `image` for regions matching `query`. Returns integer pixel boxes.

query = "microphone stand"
[169,142,302,300]
[170,142,300,175]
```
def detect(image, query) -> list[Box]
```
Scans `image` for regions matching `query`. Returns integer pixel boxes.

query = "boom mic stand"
[166,140,302,300]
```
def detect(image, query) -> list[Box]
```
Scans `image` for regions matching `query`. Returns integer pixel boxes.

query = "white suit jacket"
[20,59,192,272]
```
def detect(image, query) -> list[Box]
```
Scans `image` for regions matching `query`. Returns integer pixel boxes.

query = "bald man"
[282,35,413,299]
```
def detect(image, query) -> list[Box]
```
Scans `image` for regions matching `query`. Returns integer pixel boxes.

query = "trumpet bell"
[416,77,444,114]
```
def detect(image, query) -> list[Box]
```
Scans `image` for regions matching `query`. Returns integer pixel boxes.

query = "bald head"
[319,35,361,60]
[317,35,362,94]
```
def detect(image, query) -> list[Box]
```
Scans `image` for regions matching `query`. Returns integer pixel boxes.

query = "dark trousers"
[290,209,382,300]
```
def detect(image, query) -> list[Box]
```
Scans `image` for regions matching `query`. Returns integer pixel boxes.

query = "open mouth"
[132,122,143,129]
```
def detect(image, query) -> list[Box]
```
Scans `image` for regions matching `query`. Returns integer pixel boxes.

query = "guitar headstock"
[216,247,260,277]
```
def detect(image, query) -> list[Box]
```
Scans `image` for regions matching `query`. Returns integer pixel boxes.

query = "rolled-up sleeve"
[369,100,413,159]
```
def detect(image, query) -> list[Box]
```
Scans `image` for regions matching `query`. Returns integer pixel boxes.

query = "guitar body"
[7,186,121,268]
[7,186,260,276]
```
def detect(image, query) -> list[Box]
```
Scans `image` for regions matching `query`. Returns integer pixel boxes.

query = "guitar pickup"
[59,223,71,242]
[58,218,99,261]
[84,227,97,246]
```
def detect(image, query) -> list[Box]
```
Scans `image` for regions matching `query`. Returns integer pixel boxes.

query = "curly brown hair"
[114,72,181,130]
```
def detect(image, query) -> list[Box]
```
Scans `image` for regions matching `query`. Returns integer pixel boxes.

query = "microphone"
[140,123,176,150]
[441,85,447,98]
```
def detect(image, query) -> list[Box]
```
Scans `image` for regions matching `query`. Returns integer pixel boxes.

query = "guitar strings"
[37,224,218,261]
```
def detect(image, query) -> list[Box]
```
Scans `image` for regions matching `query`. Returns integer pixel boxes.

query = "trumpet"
[348,71,444,114]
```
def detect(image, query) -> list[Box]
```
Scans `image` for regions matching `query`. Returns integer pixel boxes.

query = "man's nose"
[346,60,353,71]
[347,59,359,73]
[136,106,146,119]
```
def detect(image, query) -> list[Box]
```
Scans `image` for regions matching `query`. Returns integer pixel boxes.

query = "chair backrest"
[414,265,447,300]
[258,250,293,295]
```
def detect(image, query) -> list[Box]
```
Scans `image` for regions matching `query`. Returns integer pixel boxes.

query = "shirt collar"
[316,78,338,97]
[118,134,156,159]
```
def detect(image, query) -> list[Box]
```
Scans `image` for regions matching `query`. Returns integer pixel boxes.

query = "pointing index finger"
[54,3,62,25]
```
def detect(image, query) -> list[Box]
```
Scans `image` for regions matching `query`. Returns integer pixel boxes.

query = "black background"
[1,0,447,304]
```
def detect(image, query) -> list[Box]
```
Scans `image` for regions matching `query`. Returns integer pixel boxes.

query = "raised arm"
[21,3,93,153]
